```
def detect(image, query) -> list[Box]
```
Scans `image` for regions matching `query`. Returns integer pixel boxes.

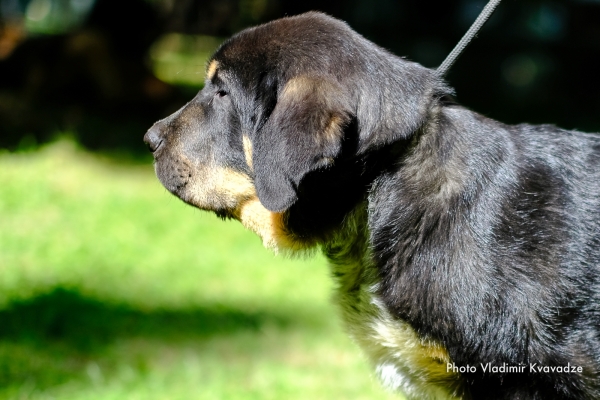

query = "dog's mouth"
[174,176,311,252]
[154,154,262,216]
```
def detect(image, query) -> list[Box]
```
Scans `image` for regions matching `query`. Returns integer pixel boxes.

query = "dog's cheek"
[183,166,255,211]
[179,165,313,251]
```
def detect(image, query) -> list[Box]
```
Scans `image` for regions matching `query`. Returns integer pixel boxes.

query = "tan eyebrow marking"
[207,60,219,80]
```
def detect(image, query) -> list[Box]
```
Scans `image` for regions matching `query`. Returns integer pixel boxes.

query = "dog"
[144,12,600,399]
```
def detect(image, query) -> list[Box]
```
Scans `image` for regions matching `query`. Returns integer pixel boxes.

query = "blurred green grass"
[0,140,399,399]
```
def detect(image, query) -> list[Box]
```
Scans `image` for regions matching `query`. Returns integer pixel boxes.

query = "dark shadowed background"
[1,0,600,154]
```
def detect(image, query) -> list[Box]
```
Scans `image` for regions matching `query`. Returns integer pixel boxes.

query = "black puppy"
[144,12,600,400]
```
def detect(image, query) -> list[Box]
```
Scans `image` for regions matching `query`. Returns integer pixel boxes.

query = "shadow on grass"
[0,287,292,351]
[0,287,306,392]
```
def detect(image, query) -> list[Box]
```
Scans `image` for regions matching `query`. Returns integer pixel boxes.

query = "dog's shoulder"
[368,105,600,397]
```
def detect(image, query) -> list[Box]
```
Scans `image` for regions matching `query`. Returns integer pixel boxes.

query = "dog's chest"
[323,216,462,400]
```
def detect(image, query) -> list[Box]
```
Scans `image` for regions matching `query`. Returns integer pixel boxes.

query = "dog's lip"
[165,178,245,218]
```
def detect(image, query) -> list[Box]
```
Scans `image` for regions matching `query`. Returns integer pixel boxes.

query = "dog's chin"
[175,186,239,217]
[153,154,318,254]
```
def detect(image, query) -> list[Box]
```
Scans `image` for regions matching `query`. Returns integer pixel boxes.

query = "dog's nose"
[143,126,163,153]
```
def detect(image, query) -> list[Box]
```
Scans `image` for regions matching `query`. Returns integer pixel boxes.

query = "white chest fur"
[322,207,463,400]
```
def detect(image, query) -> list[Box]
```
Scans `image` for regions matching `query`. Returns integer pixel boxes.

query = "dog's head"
[144,12,447,252]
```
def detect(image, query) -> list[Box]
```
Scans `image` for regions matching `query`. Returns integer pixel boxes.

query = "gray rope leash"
[436,0,502,77]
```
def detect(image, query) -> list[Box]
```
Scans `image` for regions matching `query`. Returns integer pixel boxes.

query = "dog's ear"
[253,75,352,212]
[355,61,450,153]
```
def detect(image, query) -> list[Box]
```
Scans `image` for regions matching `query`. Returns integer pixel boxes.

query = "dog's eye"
[216,90,227,98]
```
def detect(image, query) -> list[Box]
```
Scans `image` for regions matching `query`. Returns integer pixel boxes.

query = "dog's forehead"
[207,12,356,82]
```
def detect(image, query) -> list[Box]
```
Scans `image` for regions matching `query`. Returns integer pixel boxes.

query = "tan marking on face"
[207,60,219,80]
[185,166,255,210]
[183,164,311,252]
[242,135,253,169]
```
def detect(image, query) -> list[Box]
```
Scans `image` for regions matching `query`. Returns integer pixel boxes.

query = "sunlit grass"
[0,140,400,399]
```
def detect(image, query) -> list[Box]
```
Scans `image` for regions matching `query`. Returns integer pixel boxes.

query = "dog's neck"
[283,93,453,252]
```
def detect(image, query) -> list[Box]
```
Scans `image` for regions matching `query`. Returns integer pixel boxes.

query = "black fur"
[370,113,600,398]
[145,12,600,399]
